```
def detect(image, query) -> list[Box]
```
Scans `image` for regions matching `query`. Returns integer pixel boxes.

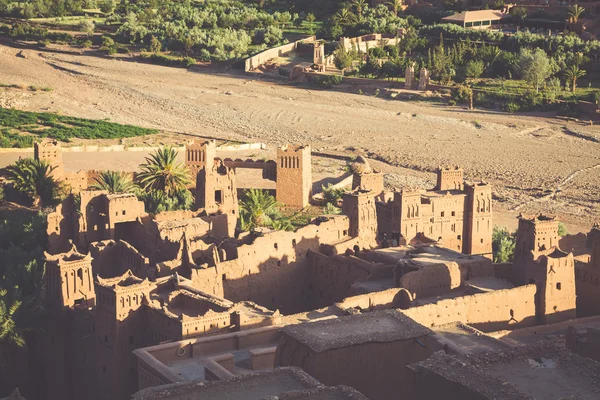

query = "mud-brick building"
[376,166,493,256]
[275,310,434,400]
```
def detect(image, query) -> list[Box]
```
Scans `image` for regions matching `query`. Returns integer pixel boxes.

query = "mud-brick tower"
[35,138,64,178]
[196,160,238,216]
[95,271,155,400]
[435,166,464,191]
[342,189,378,239]
[44,247,96,400]
[186,139,216,178]
[513,214,559,285]
[394,190,422,242]
[464,182,493,257]
[276,144,312,209]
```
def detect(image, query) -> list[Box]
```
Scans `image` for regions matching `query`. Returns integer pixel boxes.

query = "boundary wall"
[245,36,316,72]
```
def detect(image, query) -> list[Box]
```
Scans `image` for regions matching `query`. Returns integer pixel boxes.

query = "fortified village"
[15,138,600,400]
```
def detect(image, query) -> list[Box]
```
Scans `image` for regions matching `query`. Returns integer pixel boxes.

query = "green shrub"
[519,90,543,110]
[322,183,345,205]
[453,84,472,104]
[503,102,520,113]
[312,74,343,88]
[558,222,568,237]
[447,99,456,106]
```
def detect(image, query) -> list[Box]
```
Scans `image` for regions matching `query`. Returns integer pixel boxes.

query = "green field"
[0,107,158,148]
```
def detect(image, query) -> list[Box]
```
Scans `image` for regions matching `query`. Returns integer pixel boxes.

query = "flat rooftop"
[431,322,511,355]
[282,310,431,353]
[277,386,369,400]
[133,367,320,400]
[411,343,600,400]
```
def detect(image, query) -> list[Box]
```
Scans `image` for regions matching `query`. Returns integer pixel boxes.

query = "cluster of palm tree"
[4,158,59,207]
[333,0,402,25]
[3,147,193,214]
[239,189,301,232]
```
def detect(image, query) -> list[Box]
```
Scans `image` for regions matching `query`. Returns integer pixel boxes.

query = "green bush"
[558,222,568,237]
[503,102,520,113]
[519,90,543,110]
[312,74,343,88]
[452,84,472,104]
[321,183,345,205]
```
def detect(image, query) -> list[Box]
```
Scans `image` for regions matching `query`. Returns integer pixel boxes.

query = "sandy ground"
[0,43,599,233]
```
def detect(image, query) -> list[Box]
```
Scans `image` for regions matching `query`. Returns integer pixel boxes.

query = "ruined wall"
[402,284,537,332]
[244,36,316,72]
[47,198,77,254]
[335,288,412,311]
[189,217,350,314]
[306,251,376,310]
[399,262,462,299]
[89,240,151,279]
[576,267,600,317]
[567,325,600,362]
[352,172,384,196]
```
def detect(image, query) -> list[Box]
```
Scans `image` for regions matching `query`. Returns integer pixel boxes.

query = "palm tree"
[387,0,402,16]
[137,147,191,197]
[90,171,137,193]
[270,218,294,231]
[333,8,356,27]
[568,5,585,25]
[5,158,57,206]
[239,189,281,230]
[563,64,586,93]
[352,0,367,19]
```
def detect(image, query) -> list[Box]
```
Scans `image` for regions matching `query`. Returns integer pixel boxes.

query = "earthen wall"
[402,284,537,332]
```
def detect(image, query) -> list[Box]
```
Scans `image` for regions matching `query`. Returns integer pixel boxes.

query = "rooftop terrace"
[282,310,431,353]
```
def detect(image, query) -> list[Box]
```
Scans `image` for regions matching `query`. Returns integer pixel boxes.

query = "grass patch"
[0,108,158,147]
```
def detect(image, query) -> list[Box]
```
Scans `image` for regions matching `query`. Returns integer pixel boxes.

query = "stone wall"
[402,284,537,332]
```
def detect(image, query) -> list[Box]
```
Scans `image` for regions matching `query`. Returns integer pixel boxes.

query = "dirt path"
[0,44,598,231]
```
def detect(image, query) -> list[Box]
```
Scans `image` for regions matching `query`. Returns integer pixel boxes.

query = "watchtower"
[186,139,216,177]
[45,247,96,309]
[276,144,312,209]
[513,214,559,285]
[35,138,64,178]
[464,182,493,257]
[342,189,377,238]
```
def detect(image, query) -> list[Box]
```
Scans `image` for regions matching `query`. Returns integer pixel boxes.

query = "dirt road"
[0,43,598,231]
